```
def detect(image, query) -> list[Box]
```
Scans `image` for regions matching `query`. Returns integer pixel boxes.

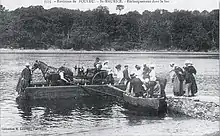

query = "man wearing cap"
[122,65,130,85]
[127,73,143,97]
[21,62,32,89]
[183,60,197,96]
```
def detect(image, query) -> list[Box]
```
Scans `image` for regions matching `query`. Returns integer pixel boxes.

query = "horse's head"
[31,60,40,72]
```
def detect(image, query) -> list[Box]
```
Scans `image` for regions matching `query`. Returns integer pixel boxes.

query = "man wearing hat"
[122,65,130,85]
[183,60,197,96]
[127,73,143,97]
[94,57,102,70]
[21,62,32,89]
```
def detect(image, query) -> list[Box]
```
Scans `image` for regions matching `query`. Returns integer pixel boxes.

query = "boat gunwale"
[123,93,165,100]
[26,84,125,89]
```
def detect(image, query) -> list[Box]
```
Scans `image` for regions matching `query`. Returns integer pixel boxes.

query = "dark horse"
[31,60,73,85]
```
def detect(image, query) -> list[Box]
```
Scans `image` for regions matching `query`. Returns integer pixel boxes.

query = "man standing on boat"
[122,65,130,85]
[94,57,102,70]
[21,62,32,89]
[126,73,143,97]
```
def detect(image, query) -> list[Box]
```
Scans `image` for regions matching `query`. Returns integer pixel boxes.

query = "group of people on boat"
[169,60,197,97]
[113,63,162,98]
[91,57,162,98]
[17,57,197,98]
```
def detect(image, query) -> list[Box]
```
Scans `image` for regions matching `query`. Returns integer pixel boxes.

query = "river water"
[0,52,219,136]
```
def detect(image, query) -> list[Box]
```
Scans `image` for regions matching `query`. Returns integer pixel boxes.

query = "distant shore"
[0,48,219,55]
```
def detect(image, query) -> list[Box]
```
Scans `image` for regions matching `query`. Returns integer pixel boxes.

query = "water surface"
[0,52,219,136]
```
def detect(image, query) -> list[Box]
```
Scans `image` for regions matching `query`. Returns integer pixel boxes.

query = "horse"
[31,60,58,84]
[31,60,73,85]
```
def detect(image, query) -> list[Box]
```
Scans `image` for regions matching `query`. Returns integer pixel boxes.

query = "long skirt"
[190,75,198,95]
[173,74,184,96]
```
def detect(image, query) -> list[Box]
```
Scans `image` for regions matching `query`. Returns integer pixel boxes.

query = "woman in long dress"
[114,64,124,84]
[170,62,185,96]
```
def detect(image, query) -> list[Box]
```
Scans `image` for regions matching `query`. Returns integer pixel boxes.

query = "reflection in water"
[16,96,118,121]
[1,53,219,135]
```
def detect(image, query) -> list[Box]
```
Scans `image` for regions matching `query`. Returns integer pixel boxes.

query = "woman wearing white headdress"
[169,62,184,96]
[114,64,123,84]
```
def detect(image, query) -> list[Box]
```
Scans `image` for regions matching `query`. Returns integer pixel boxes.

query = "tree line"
[0,5,219,51]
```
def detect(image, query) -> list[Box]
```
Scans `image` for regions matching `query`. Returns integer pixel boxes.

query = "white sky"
[1,0,219,14]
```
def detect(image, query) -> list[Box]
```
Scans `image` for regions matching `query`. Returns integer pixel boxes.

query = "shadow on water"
[16,96,117,121]
[16,95,191,125]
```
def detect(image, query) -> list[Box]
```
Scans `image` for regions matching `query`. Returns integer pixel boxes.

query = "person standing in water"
[20,63,32,91]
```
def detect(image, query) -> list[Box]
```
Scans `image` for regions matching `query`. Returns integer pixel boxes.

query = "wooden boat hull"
[122,93,167,115]
[16,96,118,116]
[18,82,126,100]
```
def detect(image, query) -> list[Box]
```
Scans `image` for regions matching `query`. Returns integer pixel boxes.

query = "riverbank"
[0,48,219,55]
[167,94,220,121]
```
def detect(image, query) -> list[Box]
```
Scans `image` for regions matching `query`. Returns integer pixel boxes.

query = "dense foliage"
[0,5,219,51]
